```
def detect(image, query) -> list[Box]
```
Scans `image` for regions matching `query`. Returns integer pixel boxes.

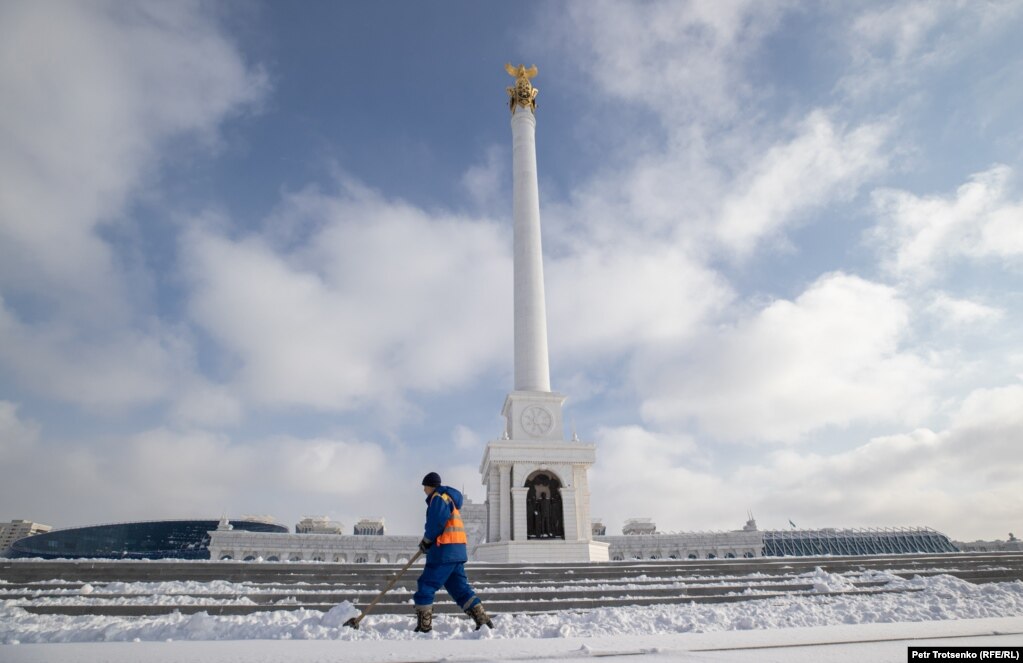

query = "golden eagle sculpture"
[505,63,539,113]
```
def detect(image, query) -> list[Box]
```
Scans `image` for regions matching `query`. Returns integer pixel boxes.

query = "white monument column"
[476,64,608,563]
[511,107,551,392]
[559,487,578,540]
[499,464,512,542]
[511,487,529,541]
[487,467,500,542]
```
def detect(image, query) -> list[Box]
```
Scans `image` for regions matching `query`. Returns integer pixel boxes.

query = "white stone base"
[473,540,610,563]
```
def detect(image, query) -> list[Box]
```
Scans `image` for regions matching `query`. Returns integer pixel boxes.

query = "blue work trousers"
[413,561,480,610]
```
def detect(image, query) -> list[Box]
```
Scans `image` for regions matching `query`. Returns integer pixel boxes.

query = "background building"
[353,518,385,536]
[602,518,761,560]
[762,527,957,556]
[0,519,52,554]
[621,518,657,536]
[206,505,960,563]
[601,520,958,561]
[6,519,287,560]
[295,517,343,534]
[953,534,1022,553]
[208,499,489,563]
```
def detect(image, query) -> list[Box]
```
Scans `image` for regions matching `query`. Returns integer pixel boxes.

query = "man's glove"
[418,538,433,554]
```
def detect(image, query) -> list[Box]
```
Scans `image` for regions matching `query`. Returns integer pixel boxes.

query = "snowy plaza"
[3,557,1023,661]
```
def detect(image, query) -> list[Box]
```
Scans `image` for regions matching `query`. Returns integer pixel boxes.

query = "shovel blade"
[343,616,361,629]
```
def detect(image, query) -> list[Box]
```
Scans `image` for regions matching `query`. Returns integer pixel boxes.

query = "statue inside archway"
[525,472,564,539]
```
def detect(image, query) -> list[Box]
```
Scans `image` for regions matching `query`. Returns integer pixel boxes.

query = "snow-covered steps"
[2,551,1021,617]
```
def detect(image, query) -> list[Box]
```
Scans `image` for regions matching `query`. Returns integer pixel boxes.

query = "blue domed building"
[6,519,288,560]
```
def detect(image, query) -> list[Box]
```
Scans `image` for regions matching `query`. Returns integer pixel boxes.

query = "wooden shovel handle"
[351,548,424,625]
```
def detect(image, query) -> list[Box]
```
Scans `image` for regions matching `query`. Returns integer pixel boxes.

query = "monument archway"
[525,470,564,539]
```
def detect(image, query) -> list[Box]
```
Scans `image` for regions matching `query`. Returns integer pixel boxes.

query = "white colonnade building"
[209,503,488,563]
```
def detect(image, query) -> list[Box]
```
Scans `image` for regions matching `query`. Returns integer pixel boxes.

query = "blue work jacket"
[423,485,467,564]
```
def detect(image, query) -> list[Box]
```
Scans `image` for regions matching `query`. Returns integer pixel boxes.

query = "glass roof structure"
[763,527,958,557]
[6,520,288,560]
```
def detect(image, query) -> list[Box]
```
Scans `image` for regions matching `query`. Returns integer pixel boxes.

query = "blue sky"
[2,1,1022,541]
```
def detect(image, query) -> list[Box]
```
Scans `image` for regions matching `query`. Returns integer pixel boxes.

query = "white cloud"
[548,2,810,256]
[716,111,890,257]
[563,0,787,123]
[590,425,725,533]
[0,401,39,463]
[107,429,256,516]
[0,0,266,314]
[524,4,915,372]
[926,293,1004,328]
[460,146,508,214]
[739,429,951,529]
[178,143,741,419]
[951,383,1023,434]
[548,108,890,266]
[180,171,736,419]
[0,298,191,410]
[0,424,249,524]
[872,165,1023,283]
[452,425,481,451]
[849,2,945,68]
[638,273,940,442]
[0,1,266,410]
[548,246,733,362]
[170,379,244,428]
[183,184,512,413]
[841,1,1023,100]
[274,436,387,496]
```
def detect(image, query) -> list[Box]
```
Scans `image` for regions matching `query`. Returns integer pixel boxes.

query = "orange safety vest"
[434,493,467,545]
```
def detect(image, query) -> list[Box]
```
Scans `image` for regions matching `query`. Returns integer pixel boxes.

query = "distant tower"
[476,64,608,563]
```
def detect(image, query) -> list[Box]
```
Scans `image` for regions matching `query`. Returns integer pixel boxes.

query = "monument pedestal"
[477,392,609,563]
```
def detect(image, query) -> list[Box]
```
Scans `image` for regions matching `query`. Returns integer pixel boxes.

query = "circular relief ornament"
[521,406,553,437]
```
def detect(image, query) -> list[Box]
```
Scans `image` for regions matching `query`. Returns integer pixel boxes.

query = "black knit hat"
[421,472,442,487]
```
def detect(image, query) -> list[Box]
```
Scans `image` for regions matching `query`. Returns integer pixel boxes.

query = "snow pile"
[804,567,856,593]
[100,580,250,595]
[319,603,362,628]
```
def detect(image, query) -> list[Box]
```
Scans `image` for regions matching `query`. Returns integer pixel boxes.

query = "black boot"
[414,605,433,633]
[466,602,494,630]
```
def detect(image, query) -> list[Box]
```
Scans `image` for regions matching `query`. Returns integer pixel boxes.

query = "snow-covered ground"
[2,618,1021,662]
[2,571,1022,661]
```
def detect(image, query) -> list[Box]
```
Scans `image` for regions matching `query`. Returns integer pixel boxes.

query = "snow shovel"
[343,549,423,629]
